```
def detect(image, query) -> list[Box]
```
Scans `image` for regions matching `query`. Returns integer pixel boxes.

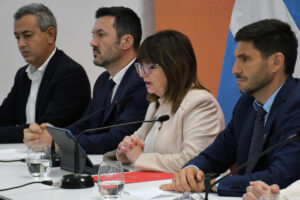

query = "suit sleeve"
[36,65,91,127]
[216,99,300,196]
[0,60,91,143]
[76,84,148,154]
[0,69,29,143]
[185,98,300,197]
[0,69,23,126]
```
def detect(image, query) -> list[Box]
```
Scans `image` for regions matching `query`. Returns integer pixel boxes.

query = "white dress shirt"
[109,58,136,102]
[25,49,56,123]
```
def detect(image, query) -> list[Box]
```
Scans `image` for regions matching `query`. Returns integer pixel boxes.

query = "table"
[0,144,241,200]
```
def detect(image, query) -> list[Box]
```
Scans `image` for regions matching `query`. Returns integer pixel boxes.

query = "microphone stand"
[204,132,300,200]
[61,115,169,189]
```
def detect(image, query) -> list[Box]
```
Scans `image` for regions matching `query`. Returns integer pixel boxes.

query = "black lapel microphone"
[61,115,170,189]
[65,95,132,129]
[204,131,300,200]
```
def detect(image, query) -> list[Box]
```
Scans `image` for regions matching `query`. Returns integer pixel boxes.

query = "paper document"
[0,148,27,160]
[126,186,175,199]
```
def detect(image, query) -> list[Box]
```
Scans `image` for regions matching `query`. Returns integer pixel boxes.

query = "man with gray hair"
[0,3,91,143]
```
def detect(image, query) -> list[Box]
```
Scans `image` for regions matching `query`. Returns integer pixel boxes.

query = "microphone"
[61,115,170,189]
[79,114,170,135]
[204,131,300,200]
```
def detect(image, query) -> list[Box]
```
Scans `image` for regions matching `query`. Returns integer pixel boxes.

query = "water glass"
[98,161,125,199]
[26,143,52,177]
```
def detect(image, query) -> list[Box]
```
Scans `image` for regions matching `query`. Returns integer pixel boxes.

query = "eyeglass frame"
[134,62,160,76]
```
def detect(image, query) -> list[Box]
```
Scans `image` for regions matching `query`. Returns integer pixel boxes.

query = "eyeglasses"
[135,63,159,76]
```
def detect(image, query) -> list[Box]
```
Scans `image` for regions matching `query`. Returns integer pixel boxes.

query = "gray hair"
[14,3,57,32]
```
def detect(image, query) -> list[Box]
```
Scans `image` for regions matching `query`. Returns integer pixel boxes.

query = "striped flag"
[217,0,300,125]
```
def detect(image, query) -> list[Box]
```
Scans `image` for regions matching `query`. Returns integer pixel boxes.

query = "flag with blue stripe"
[217,0,300,125]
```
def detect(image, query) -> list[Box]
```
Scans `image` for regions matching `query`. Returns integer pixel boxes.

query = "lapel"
[258,76,295,152]
[19,70,32,122]
[101,62,136,124]
[140,103,158,141]
[35,50,61,114]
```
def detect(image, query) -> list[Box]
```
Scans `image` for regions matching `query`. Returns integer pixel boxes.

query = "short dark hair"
[95,7,142,50]
[138,30,206,114]
[235,19,298,76]
[14,3,57,32]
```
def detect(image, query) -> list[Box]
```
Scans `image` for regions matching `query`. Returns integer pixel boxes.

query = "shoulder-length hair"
[138,30,207,114]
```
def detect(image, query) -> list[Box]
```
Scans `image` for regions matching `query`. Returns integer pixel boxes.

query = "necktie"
[245,106,267,174]
[106,79,115,104]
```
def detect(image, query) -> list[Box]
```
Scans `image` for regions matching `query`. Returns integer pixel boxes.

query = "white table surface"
[0,144,241,200]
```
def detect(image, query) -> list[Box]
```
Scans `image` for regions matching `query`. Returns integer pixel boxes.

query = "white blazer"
[133,88,225,173]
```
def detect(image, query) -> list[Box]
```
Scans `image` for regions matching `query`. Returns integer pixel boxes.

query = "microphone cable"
[0,180,61,191]
[0,159,25,162]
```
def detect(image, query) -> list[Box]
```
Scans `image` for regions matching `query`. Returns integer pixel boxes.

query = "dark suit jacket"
[69,60,148,154]
[0,49,91,143]
[185,76,300,196]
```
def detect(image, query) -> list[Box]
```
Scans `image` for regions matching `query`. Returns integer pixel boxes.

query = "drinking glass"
[26,143,52,177]
[97,161,125,199]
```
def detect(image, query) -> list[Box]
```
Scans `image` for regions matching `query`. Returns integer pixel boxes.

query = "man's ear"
[269,52,285,73]
[46,26,57,44]
[120,34,134,50]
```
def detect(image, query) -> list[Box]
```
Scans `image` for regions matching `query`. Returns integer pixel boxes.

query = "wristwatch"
[204,173,218,193]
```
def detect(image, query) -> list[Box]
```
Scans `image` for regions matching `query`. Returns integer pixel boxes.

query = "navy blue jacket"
[0,49,91,143]
[185,76,300,196]
[69,61,148,154]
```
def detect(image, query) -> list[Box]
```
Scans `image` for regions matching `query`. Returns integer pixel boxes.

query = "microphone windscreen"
[157,115,170,122]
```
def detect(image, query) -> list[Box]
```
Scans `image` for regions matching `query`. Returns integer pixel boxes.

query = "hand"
[124,142,144,163]
[160,167,204,193]
[118,135,144,153]
[242,181,280,200]
[117,135,144,164]
[23,123,53,147]
[116,140,131,164]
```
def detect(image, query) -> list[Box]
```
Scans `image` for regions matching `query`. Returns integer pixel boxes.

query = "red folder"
[93,171,175,184]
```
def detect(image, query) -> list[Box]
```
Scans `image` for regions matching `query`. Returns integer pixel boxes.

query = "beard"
[93,41,121,68]
[93,52,121,67]
[237,62,271,96]
[238,76,271,96]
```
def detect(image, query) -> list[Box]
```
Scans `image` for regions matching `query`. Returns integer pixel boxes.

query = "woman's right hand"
[116,136,134,164]
[116,135,144,164]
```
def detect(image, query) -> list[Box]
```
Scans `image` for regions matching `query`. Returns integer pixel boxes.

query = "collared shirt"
[25,48,56,123]
[253,84,283,125]
[109,58,136,102]
[189,82,286,189]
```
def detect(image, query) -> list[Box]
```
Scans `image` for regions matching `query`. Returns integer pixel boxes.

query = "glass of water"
[98,161,125,199]
[26,143,52,177]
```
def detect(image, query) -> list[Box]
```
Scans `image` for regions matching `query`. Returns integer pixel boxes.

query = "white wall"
[0,0,155,100]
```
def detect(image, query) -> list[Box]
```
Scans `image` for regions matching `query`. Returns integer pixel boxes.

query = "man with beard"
[23,7,148,154]
[0,3,91,143]
[160,19,300,197]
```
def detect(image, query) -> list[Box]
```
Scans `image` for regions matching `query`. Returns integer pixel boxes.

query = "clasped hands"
[242,181,280,200]
[160,166,217,193]
[117,135,144,164]
[23,122,53,147]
